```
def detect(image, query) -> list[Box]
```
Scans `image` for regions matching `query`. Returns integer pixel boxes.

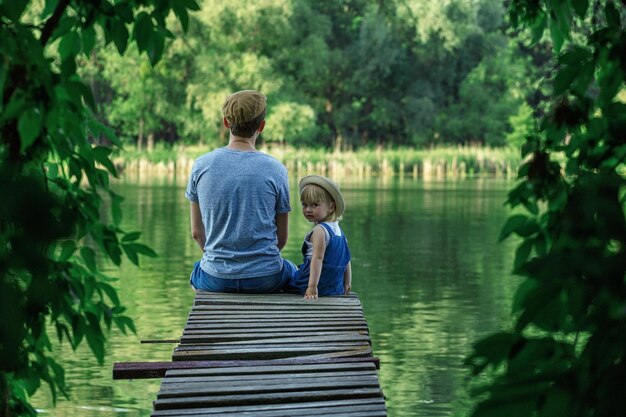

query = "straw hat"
[221,90,266,124]
[299,175,345,217]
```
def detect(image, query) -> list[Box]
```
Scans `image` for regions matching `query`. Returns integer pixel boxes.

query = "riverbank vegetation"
[115,144,521,178]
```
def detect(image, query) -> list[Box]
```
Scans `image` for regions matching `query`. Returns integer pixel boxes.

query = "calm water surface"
[32,175,519,417]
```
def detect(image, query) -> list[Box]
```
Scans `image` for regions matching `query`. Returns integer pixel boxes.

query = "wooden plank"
[153,387,384,410]
[172,346,373,361]
[162,370,378,384]
[201,334,371,346]
[189,309,364,320]
[190,305,362,312]
[194,294,361,306]
[180,330,369,343]
[182,327,369,336]
[152,399,385,416]
[113,357,380,379]
[183,321,368,330]
[158,375,381,397]
[164,362,377,378]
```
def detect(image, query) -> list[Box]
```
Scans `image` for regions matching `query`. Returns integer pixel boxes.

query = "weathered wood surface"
[150,292,386,416]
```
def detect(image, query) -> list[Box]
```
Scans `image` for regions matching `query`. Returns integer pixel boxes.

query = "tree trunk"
[147,132,154,152]
[137,117,144,151]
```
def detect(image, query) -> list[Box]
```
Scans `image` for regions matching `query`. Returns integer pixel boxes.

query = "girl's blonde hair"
[300,184,342,221]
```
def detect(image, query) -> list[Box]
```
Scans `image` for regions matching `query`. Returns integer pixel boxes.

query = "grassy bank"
[113,144,521,179]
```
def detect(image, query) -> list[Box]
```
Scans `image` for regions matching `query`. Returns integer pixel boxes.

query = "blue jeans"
[190,260,296,294]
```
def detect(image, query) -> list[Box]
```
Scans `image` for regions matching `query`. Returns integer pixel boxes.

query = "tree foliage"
[84,0,539,150]
[466,0,626,416]
[0,1,198,415]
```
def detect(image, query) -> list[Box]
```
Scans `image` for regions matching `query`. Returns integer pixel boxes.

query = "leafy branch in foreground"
[466,1,625,416]
[0,1,198,416]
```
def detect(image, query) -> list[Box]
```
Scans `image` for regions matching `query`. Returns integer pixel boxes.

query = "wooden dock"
[117,292,387,416]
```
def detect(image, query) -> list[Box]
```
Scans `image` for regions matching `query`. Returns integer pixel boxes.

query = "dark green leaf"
[514,239,533,272]
[554,64,580,95]
[58,31,80,60]
[80,247,97,273]
[122,231,141,242]
[113,3,134,23]
[126,243,157,258]
[604,2,621,29]
[499,215,529,241]
[82,26,96,55]
[531,13,547,44]
[180,0,201,11]
[571,0,589,19]
[59,240,76,261]
[92,146,118,177]
[147,32,165,66]
[122,243,139,266]
[512,278,539,313]
[548,16,565,53]
[133,12,153,52]
[18,107,42,152]
[111,19,129,54]
[173,5,190,32]
[2,0,28,21]
[99,283,120,306]
[85,313,105,364]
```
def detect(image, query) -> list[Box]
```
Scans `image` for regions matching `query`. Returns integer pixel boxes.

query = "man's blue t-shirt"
[185,148,291,279]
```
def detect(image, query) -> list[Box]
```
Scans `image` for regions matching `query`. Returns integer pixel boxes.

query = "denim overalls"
[289,222,351,295]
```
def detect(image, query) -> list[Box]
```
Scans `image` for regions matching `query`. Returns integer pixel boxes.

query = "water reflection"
[32,176,518,417]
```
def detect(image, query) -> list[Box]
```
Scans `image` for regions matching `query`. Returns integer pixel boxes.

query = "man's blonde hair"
[300,184,341,221]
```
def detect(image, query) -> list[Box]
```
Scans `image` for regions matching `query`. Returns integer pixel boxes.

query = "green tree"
[0,1,198,415]
[466,1,626,416]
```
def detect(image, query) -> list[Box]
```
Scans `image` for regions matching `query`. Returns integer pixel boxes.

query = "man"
[186,90,295,293]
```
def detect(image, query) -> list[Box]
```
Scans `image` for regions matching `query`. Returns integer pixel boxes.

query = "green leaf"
[499,215,529,241]
[58,31,80,60]
[99,282,120,306]
[111,19,129,54]
[531,13,547,44]
[122,231,141,242]
[147,32,165,66]
[2,0,28,21]
[173,5,190,32]
[122,243,139,266]
[571,0,589,19]
[554,65,580,95]
[82,26,96,55]
[85,313,105,364]
[548,16,564,53]
[80,247,97,273]
[512,278,539,313]
[133,12,153,52]
[604,2,621,29]
[92,146,118,177]
[180,0,201,11]
[113,2,134,23]
[18,107,42,152]
[128,243,157,257]
[59,240,76,261]
[514,239,533,272]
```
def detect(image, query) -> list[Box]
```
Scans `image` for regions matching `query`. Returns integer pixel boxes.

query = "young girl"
[288,175,352,299]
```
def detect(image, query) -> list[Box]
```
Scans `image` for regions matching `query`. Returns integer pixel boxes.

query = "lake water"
[32,175,519,417]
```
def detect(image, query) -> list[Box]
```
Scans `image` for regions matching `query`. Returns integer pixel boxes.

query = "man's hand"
[343,282,351,295]
[304,286,318,299]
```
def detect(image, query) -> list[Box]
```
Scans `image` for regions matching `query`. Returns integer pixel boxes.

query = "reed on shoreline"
[113,144,521,179]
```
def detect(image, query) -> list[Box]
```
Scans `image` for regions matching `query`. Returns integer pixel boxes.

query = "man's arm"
[275,212,289,250]
[190,202,205,251]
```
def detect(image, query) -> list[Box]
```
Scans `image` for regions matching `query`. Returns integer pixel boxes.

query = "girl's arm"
[305,225,327,299]
[343,261,352,295]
